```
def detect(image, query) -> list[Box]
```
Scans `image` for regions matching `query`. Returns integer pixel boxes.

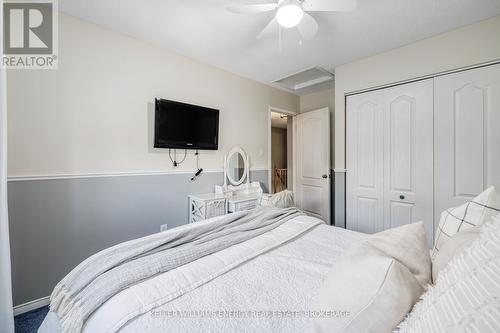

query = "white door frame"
[268,106,297,193]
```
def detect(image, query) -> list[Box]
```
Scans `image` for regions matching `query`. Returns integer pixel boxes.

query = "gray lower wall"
[333,171,346,228]
[8,170,268,306]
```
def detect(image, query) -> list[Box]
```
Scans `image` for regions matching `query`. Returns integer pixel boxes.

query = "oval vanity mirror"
[226,147,247,186]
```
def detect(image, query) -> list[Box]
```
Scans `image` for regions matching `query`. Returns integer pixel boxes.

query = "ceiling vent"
[272,67,334,95]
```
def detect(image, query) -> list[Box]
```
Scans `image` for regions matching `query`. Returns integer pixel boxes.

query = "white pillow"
[313,222,431,333]
[431,226,481,282]
[432,186,500,257]
[270,190,295,208]
[398,215,500,333]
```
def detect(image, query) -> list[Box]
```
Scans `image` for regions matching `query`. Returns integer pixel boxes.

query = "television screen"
[154,98,219,150]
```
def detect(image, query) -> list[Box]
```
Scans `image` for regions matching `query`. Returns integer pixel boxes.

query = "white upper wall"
[334,15,500,169]
[6,14,299,177]
[299,87,335,114]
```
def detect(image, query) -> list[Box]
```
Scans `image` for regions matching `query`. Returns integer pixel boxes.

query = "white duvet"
[40,216,365,333]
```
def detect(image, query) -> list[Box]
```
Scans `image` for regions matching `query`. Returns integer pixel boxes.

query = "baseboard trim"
[13,296,50,316]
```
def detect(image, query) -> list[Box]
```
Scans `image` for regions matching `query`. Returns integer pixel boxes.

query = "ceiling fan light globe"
[276,4,304,28]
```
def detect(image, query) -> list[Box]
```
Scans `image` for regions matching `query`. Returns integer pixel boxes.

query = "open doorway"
[268,107,296,194]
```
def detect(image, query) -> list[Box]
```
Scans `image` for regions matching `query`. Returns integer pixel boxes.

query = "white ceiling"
[60,0,500,94]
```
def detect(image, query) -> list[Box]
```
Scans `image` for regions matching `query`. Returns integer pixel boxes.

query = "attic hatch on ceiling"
[272,67,334,95]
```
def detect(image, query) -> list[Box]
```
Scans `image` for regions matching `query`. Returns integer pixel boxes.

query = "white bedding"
[40,216,365,333]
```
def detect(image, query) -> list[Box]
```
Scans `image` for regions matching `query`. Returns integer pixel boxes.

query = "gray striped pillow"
[432,186,500,258]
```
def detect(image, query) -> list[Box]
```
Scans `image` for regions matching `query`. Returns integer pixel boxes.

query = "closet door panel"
[390,202,414,229]
[357,105,378,188]
[389,96,414,192]
[383,79,434,245]
[434,64,500,224]
[454,84,485,196]
[346,90,384,234]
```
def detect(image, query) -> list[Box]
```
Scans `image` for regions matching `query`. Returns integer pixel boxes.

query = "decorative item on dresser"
[215,146,267,213]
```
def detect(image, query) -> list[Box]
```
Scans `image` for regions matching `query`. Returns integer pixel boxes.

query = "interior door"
[434,63,500,224]
[294,108,331,223]
[383,80,434,245]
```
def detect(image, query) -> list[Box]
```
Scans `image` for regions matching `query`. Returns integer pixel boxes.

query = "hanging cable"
[169,149,187,167]
[178,149,187,164]
[191,150,203,181]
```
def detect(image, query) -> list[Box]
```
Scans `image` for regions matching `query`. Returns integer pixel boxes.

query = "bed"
[38,209,366,333]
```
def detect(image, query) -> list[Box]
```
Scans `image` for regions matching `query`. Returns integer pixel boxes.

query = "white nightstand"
[188,193,227,223]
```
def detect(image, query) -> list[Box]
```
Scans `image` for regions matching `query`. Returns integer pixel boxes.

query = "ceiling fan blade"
[226,3,278,14]
[296,13,318,40]
[257,17,279,39]
[302,0,357,12]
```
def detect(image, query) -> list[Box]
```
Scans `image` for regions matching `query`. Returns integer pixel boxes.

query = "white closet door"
[346,80,434,242]
[346,90,384,234]
[383,80,434,245]
[434,64,500,223]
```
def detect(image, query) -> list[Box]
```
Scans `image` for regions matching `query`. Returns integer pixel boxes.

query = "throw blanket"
[50,207,304,333]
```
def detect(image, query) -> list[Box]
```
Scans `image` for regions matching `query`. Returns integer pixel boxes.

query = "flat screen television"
[154,98,219,150]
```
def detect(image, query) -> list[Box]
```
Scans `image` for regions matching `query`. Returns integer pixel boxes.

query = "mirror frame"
[225,146,248,186]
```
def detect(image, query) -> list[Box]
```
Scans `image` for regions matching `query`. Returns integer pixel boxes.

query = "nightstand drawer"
[228,198,259,213]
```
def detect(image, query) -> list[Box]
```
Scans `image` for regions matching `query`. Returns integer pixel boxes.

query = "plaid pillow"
[432,186,500,257]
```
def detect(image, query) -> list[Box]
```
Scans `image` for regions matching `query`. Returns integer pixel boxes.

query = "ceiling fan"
[227,0,357,40]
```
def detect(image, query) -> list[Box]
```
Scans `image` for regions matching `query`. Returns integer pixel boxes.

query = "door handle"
[322,174,328,179]
[399,195,405,200]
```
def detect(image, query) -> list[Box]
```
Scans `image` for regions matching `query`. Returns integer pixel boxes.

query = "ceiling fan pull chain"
[279,26,283,53]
